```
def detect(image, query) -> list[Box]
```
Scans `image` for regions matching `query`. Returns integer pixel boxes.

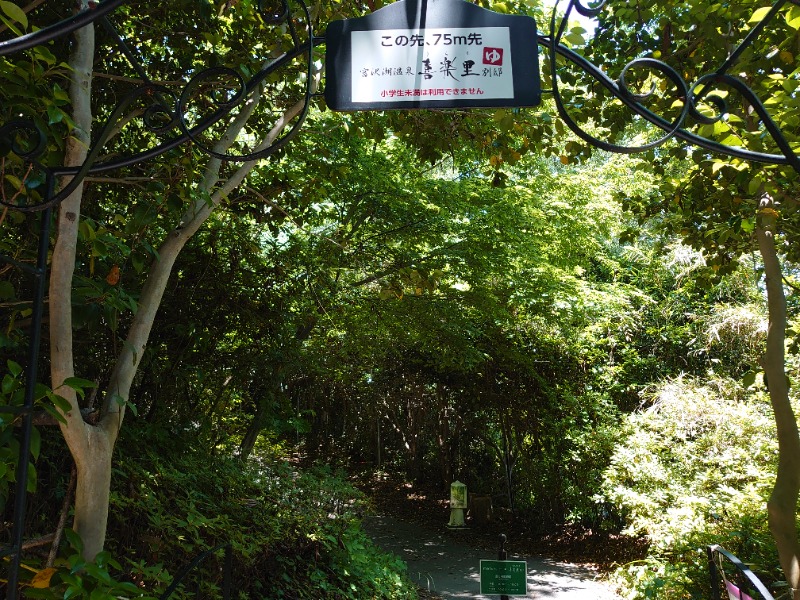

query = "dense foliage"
[604,375,785,599]
[14,425,415,599]
[2,0,800,598]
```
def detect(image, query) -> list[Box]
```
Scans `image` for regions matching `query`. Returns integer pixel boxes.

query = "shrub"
[103,425,418,599]
[601,376,785,599]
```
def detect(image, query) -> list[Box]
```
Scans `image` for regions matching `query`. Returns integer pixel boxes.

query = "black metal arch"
[0,0,797,214]
[1,0,319,213]
[547,0,800,171]
[0,0,798,597]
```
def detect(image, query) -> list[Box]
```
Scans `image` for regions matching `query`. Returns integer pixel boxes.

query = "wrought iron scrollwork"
[0,2,317,596]
[0,0,318,213]
[544,0,800,172]
[2,1,800,598]
[0,0,127,56]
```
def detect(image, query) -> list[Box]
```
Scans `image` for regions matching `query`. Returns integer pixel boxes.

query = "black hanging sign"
[325,0,540,111]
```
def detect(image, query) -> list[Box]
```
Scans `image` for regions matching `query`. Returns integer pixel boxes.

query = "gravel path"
[363,514,622,600]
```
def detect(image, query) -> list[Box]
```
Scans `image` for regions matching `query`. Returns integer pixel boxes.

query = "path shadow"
[363,514,621,600]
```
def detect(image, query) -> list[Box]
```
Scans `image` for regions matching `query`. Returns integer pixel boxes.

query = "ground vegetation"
[0,0,798,598]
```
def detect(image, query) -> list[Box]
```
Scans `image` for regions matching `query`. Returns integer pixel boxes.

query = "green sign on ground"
[479,560,528,596]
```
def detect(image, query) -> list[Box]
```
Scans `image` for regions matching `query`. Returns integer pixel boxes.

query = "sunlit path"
[364,515,621,599]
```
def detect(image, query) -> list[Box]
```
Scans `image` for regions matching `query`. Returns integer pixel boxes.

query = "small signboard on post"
[325,0,540,111]
[479,559,528,596]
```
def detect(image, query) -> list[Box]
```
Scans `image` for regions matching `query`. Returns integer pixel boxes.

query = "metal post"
[707,546,721,600]
[498,534,508,600]
[6,199,53,600]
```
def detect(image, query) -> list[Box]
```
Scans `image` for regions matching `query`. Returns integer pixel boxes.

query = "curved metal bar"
[3,34,320,211]
[0,0,127,57]
[72,39,321,175]
[0,120,47,160]
[542,31,798,165]
[690,73,800,172]
[4,0,799,213]
[547,18,691,155]
[259,0,291,24]
[708,545,775,600]
[714,0,787,78]
[2,83,176,211]
[571,0,606,19]
[541,0,800,169]
[174,0,315,162]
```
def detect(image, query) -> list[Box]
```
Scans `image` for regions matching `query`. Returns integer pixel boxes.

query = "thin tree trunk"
[70,435,113,559]
[240,396,269,460]
[52,34,317,557]
[47,466,76,567]
[756,200,800,600]
[50,5,108,560]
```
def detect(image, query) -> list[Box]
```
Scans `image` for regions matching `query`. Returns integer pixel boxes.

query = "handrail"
[708,545,775,600]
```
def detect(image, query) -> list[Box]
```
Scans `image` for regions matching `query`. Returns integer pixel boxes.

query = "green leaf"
[52,83,70,103]
[32,45,56,66]
[0,1,27,29]
[49,393,73,413]
[64,528,84,553]
[46,105,64,125]
[79,220,96,241]
[1,374,15,395]
[92,238,109,257]
[6,361,22,378]
[742,371,757,388]
[747,177,762,195]
[564,31,585,46]
[131,252,146,274]
[4,174,23,191]
[29,426,40,460]
[64,584,82,600]
[42,402,67,424]
[33,382,50,402]
[26,462,36,493]
[63,377,96,390]
[786,5,800,29]
[748,6,772,23]
[718,134,742,147]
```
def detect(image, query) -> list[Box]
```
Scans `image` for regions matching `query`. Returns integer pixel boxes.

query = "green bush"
[102,425,417,599]
[22,530,161,600]
[601,376,786,599]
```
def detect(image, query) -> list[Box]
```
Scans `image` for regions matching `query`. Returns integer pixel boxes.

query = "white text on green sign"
[479,559,528,596]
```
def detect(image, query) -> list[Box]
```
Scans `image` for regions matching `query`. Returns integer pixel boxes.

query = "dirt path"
[363,514,622,600]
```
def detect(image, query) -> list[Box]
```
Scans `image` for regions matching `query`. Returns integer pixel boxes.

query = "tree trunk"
[71,431,113,559]
[50,5,103,560]
[756,201,800,600]
[239,395,269,460]
[50,30,318,558]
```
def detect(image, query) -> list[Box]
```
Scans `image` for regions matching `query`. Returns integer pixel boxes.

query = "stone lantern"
[448,480,467,527]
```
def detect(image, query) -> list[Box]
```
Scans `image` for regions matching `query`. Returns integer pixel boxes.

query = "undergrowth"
[16,424,418,599]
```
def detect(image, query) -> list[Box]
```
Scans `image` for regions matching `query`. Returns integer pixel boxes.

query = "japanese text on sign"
[350,27,514,103]
[380,32,484,46]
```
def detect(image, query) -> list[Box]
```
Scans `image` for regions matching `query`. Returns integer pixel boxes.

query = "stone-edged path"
[363,514,622,599]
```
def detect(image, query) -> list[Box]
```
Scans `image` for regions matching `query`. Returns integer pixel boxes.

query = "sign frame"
[479,559,528,596]
[325,0,540,111]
